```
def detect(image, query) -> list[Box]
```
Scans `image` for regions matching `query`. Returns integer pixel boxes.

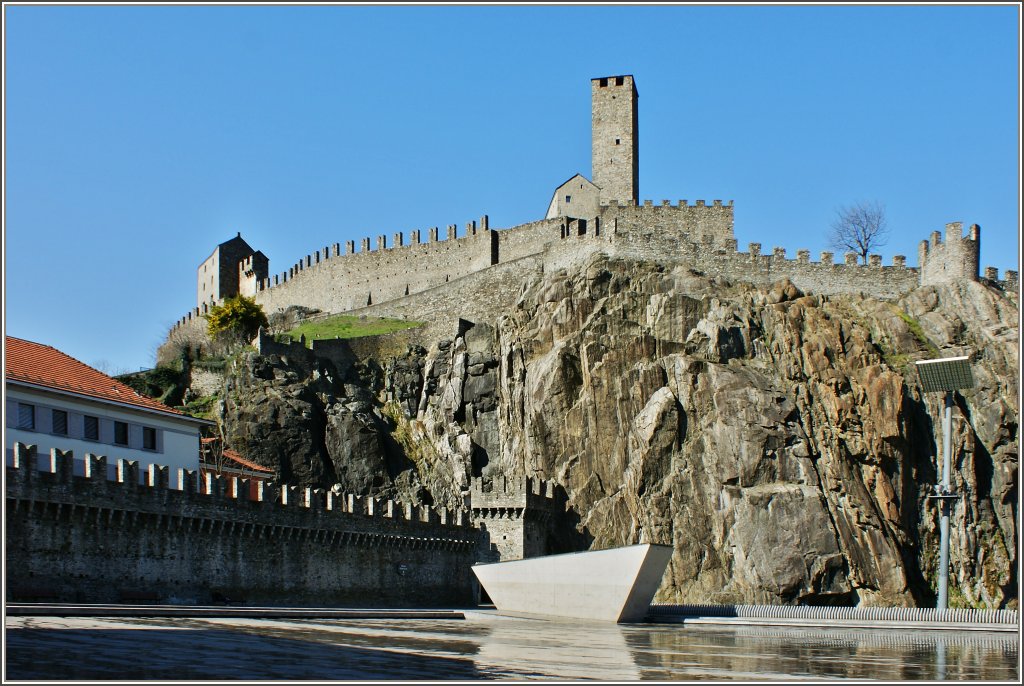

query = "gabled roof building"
[4,336,211,477]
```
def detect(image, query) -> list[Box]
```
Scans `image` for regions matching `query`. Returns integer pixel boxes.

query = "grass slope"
[285,314,422,343]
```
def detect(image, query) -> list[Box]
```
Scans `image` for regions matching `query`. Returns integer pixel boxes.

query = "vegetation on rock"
[205,295,269,343]
[284,314,422,344]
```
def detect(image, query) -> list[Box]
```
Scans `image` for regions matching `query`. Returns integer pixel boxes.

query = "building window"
[615,76,624,86]
[52,409,68,435]
[615,139,620,145]
[18,403,35,430]
[143,427,157,451]
[565,195,572,203]
[84,415,99,441]
[599,77,608,87]
[114,421,129,446]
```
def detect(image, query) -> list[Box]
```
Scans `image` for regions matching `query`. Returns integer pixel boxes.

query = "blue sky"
[4,3,1020,373]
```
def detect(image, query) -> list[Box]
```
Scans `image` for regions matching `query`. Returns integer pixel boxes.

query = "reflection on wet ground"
[4,612,1019,681]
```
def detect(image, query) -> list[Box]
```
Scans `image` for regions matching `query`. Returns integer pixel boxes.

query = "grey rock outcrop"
[203,252,1017,609]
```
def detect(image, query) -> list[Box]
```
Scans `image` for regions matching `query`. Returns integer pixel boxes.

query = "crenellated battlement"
[469,475,567,522]
[7,444,475,537]
[918,222,981,286]
[173,209,1009,337]
[257,215,492,294]
[6,443,481,606]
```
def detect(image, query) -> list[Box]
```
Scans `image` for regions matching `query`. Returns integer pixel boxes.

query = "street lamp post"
[915,355,974,611]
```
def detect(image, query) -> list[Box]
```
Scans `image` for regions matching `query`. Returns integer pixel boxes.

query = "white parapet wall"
[471,543,673,623]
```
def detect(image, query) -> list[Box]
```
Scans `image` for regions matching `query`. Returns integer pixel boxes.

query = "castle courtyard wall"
[6,446,480,606]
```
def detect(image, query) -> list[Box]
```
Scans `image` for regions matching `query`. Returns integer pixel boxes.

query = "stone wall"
[6,445,480,606]
[251,219,496,315]
[169,204,998,340]
[602,199,736,248]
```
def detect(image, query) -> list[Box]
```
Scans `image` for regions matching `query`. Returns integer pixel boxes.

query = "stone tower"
[592,75,639,206]
[196,233,267,307]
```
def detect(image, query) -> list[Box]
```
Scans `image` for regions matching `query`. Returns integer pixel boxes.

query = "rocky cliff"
[209,252,1017,609]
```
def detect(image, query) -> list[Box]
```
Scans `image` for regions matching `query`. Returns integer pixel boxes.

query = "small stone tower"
[470,476,569,563]
[918,222,981,286]
[592,75,639,207]
[196,233,267,307]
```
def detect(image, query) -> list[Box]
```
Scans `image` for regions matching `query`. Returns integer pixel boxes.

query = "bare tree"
[829,201,890,265]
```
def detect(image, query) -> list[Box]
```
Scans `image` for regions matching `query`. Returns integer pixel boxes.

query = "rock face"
[220,343,429,505]
[210,253,1017,609]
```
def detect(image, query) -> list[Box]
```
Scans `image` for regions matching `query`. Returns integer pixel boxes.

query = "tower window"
[615,76,624,86]
[615,139,620,145]
[599,78,608,87]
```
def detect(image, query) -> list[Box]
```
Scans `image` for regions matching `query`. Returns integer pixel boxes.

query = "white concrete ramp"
[471,543,673,623]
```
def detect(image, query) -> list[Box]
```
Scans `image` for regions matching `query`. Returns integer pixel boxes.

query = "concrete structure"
[5,337,211,477]
[471,543,673,623]
[171,75,1013,343]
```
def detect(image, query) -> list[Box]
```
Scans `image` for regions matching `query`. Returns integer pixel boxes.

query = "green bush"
[205,295,269,343]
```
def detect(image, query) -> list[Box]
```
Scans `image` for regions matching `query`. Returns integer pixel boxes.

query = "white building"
[4,336,212,479]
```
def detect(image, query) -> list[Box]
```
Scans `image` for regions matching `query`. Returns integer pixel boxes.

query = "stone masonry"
[592,75,639,206]
[6,444,567,604]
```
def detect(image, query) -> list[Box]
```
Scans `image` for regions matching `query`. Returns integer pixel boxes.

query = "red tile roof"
[223,448,274,473]
[199,438,274,473]
[5,336,192,419]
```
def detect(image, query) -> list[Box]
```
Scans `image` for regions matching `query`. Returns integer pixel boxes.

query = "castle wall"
[5,445,480,606]
[197,250,219,308]
[602,199,736,249]
[494,218,564,263]
[171,206,998,350]
[252,222,497,315]
[345,253,547,340]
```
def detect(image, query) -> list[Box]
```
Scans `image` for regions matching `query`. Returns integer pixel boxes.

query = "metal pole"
[937,390,953,611]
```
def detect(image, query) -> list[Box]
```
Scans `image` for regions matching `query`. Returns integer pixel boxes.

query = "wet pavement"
[4,611,1019,681]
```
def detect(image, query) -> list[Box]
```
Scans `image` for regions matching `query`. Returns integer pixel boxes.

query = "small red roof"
[223,448,274,473]
[5,336,190,418]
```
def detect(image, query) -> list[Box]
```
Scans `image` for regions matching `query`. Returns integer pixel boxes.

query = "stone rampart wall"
[602,199,736,248]
[493,218,564,263]
[5,445,480,606]
[346,254,547,339]
[253,228,495,315]
[169,205,1005,339]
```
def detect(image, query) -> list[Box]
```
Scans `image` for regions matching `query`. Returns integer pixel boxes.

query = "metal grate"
[916,356,975,393]
[648,603,1018,625]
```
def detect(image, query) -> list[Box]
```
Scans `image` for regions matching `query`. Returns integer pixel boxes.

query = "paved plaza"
[4,611,1018,681]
